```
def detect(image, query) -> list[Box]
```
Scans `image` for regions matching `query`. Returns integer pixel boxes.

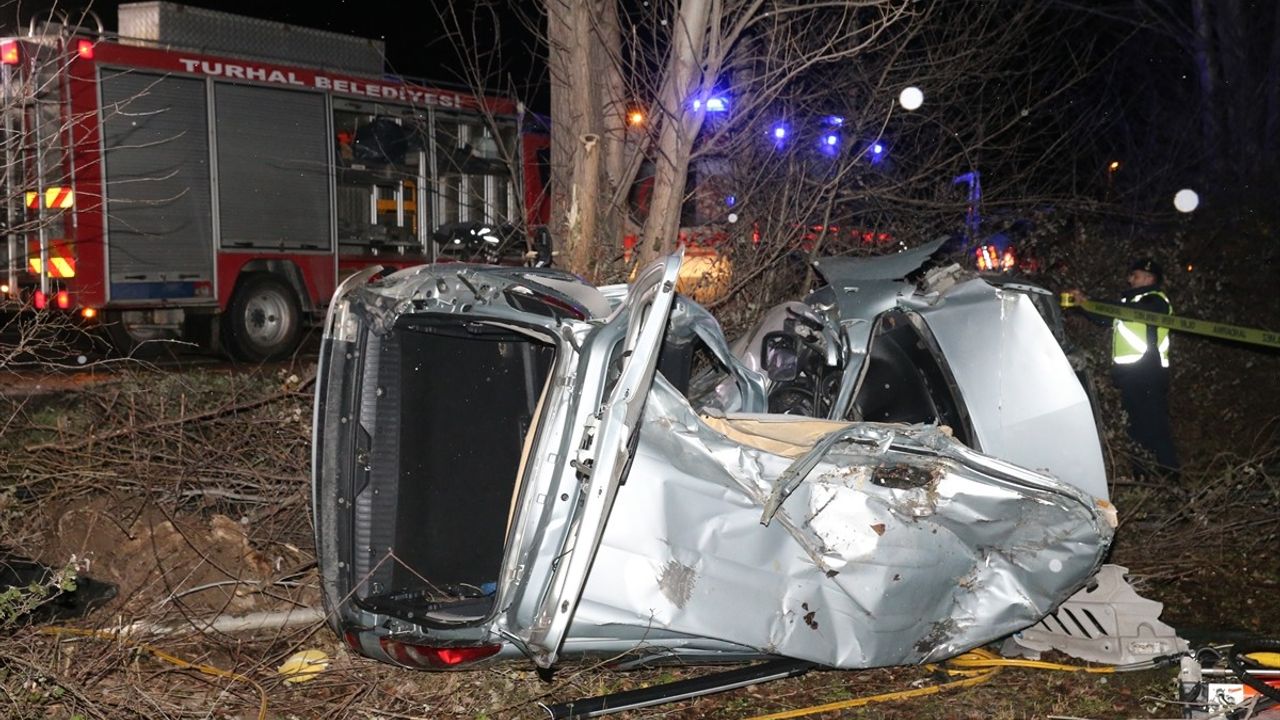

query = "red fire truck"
[1,3,548,360]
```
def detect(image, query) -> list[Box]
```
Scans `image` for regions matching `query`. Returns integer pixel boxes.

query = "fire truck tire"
[223,273,302,362]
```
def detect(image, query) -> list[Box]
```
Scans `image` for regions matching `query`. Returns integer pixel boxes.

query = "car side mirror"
[763,333,798,382]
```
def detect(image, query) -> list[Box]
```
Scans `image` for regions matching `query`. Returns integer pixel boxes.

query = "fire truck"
[1,2,548,360]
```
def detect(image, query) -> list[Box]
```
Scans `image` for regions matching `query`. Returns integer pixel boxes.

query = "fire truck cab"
[1,2,546,360]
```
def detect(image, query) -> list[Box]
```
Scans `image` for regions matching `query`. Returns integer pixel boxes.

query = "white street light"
[899,86,924,111]
[1173,189,1199,213]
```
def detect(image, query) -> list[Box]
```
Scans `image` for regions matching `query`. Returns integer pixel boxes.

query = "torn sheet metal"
[572,376,1114,668]
[812,237,947,282]
[734,249,1106,500]
[907,279,1108,499]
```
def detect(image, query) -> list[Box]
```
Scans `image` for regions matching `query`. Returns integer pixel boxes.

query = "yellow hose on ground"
[743,648,1118,720]
[38,626,268,720]
[946,654,1115,674]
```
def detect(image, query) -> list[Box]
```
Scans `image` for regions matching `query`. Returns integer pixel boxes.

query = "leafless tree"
[530,0,1144,299]
[1058,0,1280,205]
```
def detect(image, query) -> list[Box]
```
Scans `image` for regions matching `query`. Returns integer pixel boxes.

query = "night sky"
[12,0,537,88]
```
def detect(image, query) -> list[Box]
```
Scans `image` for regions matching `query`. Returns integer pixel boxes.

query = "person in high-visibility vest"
[1065,258,1180,481]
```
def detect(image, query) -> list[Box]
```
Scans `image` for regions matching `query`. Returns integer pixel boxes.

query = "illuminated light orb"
[824,134,839,146]
[772,124,788,140]
[1173,189,1199,213]
[727,212,739,224]
[899,86,924,111]
[872,143,884,155]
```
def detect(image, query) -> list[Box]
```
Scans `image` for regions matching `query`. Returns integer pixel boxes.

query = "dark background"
[6,0,543,93]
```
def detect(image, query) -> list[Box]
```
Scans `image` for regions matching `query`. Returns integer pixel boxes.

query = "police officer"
[1066,258,1180,480]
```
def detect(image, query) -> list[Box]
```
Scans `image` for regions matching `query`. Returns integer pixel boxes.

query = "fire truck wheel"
[224,273,302,362]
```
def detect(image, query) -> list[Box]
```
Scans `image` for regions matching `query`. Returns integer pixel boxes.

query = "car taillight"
[76,39,94,60]
[343,630,364,653]
[1,41,19,65]
[34,290,46,309]
[378,638,502,668]
[55,290,71,309]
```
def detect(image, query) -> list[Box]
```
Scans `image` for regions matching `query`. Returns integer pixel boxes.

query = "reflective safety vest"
[1113,290,1171,367]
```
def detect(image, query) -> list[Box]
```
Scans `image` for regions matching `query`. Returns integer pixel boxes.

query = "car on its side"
[311,244,1115,672]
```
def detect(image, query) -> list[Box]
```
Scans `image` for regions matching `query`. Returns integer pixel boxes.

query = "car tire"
[223,273,302,362]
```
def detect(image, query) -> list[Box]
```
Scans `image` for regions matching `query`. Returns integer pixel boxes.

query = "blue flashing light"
[819,132,841,156]
[772,123,788,140]
[725,195,736,207]
[826,115,845,126]
[692,95,729,113]
[868,140,887,166]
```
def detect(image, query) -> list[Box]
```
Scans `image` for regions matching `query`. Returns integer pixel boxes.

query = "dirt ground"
[1,339,1277,719]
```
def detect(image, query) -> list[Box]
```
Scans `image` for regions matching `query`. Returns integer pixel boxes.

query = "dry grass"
[0,361,1275,719]
[2,203,1278,718]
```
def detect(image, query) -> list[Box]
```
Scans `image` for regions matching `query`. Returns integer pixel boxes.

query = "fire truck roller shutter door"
[222,272,303,361]
[100,71,215,292]
[213,83,331,250]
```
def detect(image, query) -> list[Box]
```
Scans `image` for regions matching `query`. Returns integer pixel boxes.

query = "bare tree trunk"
[569,132,601,272]
[1214,0,1253,184]
[1264,0,1280,164]
[1189,0,1222,183]
[546,0,630,279]
[635,0,713,268]
[599,0,626,193]
[594,0,626,278]
[548,0,602,277]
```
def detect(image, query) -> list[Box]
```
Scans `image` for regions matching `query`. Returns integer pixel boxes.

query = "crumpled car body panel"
[311,249,1116,672]
[576,378,1112,667]
[744,240,1107,500]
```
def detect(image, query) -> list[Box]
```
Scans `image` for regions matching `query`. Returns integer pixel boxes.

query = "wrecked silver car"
[311,243,1116,672]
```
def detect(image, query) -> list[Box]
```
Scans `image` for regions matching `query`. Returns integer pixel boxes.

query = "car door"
[519,252,682,667]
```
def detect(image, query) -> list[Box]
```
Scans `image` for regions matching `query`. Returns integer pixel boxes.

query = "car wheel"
[223,273,302,362]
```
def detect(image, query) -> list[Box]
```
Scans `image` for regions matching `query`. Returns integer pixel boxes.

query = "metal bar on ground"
[541,659,815,719]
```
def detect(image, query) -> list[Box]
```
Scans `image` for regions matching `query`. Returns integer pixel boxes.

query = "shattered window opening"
[849,309,974,447]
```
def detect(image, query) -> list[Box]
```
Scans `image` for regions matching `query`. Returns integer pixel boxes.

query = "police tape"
[1060,295,1280,349]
